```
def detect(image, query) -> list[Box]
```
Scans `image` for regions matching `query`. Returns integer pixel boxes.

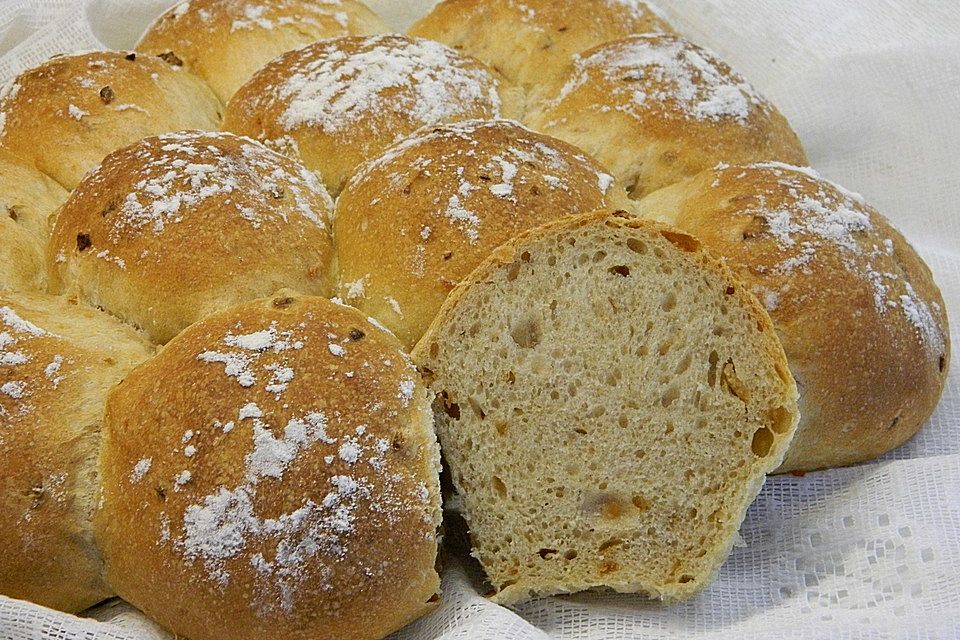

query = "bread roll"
[0,150,69,291]
[335,118,624,349]
[0,51,221,189]
[138,0,389,103]
[639,163,950,472]
[0,291,153,612]
[525,34,807,199]
[95,291,441,640]
[47,131,335,344]
[223,34,515,195]
[408,0,675,108]
[411,211,798,603]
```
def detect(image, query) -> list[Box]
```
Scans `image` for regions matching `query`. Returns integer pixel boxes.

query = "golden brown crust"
[222,34,510,196]
[525,34,807,199]
[0,291,153,612]
[0,51,222,189]
[47,131,336,344]
[138,0,389,103]
[96,291,441,640]
[409,0,675,104]
[335,118,624,349]
[0,149,69,292]
[639,163,950,472]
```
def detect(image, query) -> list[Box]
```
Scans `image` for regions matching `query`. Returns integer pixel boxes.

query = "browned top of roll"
[138,0,389,102]
[0,51,222,189]
[641,162,950,471]
[0,291,152,612]
[95,291,441,640]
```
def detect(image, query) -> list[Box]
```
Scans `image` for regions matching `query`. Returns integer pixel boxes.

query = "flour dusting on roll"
[640,162,950,471]
[526,34,807,198]
[96,291,441,640]
[0,51,221,189]
[335,118,624,348]
[47,131,335,344]
[138,0,389,103]
[223,34,517,195]
[0,291,152,613]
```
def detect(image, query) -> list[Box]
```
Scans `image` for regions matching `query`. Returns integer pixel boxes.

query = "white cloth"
[0,1,957,638]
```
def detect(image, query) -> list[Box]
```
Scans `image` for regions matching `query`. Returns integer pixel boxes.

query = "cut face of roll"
[47,131,335,344]
[0,51,221,189]
[0,150,69,292]
[0,291,153,613]
[335,118,623,349]
[640,163,950,472]
[138,0,389,103]
[525,34,807,199]
[223,34,513,196]
[95,291,441,640]
[408,0,675,108]
[412,211,798,604]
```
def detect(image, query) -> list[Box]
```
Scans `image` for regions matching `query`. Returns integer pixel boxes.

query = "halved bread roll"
[411,210,798,604]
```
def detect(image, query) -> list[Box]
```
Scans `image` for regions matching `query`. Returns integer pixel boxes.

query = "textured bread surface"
[639,163,950,472]
[0,149,69,292]
[47,131,336,344]
[525,34,807,199]
[0,51,222,189]
[0,291,153,612]
[412,211,798,604]
[223,34,516,195]
[335,118,625,349]
[138,0,389,103]
[408,0,675,110]
[96,291,442,640]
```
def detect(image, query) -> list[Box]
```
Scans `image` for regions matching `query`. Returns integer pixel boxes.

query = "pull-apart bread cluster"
[0,1,949,639]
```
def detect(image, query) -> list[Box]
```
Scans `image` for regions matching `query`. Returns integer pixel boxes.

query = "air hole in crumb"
[707,351,720,386]
[725,285,736,295]
[587,406,606,418]
[626,238,647,254]
[429,342,439,358]
[592,250,607,263]
[76,233,92,251]
[632,495,650,511]
[767,406,793,434]
[663,422,675,435]
[550,390,560,400]
[510,316,542,348]
[564,550,578,560]
[608,265,630,277]
[660,386,680,407]
[618,415,628,428]
[938,355,946,372]
[547,255,557,266]
[520,250,531,262]
[660,291,677,311]
[505,261,521,281]
[658,339,673,356]
[573,427,587,435]
[439,392,460,420]
[492,476,507,497]
[751,427,774,457]
[538,548,558,559]
[679,575,695,584]
[890,412,901,429]
[675,353,692,375]
[468,397,486,419]
[495,421,508,436]
[272,296,295,308]
[721,361,751,402]
[599,538,623,552]
[505,371,516,384]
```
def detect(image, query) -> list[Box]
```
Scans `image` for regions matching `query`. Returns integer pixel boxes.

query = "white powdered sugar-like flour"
[130,318,433,616]
[273,34,501,139]
[90,132,331,251]
[551,34,771,123]
[350,119,614,253]
[0,306,66,419]
[727,162,945,353]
